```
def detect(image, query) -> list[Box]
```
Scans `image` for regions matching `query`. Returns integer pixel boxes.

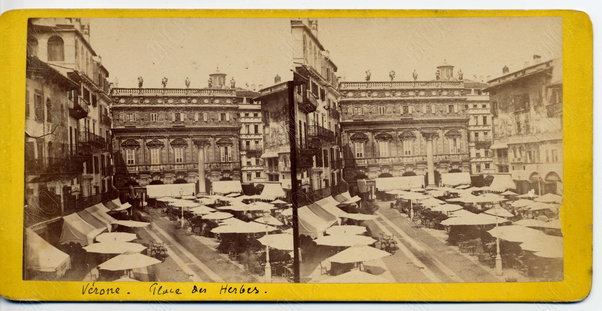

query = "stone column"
[422,131,438,187]
[197,144,206,194]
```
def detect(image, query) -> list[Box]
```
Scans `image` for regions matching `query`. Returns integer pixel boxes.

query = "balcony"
[78,132,108,154]
[240,146,263,157]
[344,153,470,167]
[300,94,318,113]
[546,102,562,117]
[329,108,340,120]
[69,96,89,119]
[101,114,112,126]
[25,156,84,176]
[297,148,317,169]
[117,161,241,174]
[307,125,335,143]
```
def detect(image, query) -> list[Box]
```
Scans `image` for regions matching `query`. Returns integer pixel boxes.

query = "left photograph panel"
[23,18,295,283]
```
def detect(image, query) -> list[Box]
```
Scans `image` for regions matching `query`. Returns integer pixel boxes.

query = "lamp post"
[263,210,272,282]
[179,190,184,229]
[494,204,503,276]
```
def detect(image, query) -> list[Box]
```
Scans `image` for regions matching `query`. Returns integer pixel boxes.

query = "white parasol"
[211,221,278,234]
[483,206,514,218]
[95,232,137,243]
[325,225,367,236]
[487,225,547,243]
[257,233,294,251]
[202,212,233,220]
[319,269,389,283]
[98,253,161,271]
[514,219,562,229]
[315,234,376,247]
[429,204,463,213]
[511,199,535,208]
[326,245,391,264]
[190,205,216,215]
[344,213,377,221]
[115,220,151,228]
[253,215,284,227]
[534,193,562,204]
[440,212,511,226]
[84,242,146,254]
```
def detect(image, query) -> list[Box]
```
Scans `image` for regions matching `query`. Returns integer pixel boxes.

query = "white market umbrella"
[248,201,277,210]
[440,212,511,226]
[181,195,196,200]
[114,276,141,282]
[511,199,534,208]
[271,199,288,205]
[258,233,293,251]
[386,189,406,196]
[319,269,389,283]
[487,225,547,243]
[341,196,361,204]
[211,221,278,234]
[115,220,150,228]
[315,234,376,247]
[326,225,367,236]
[190,205,216,215]
[514,219,562,229]
[157,196,178,203]
[479,193,507,203]
[98,253,161,271]
[96,232,137,243]
[520,235,564,258]
[455,185,471,189]
[203,212,233,220]
[220,217,248,226]
[84,242,146,254]
[326,245,391,264]
[226,193,240,197]
[419,197,445,206]
[253,215,284,227]
[525,202,561,212]
[430,204,463,213]
[501,190,519,196]
[113,202,132,212]
[344,213,377,221]
[534,193,562,204]
[483,206,514,218]
[216,201,250,211]
[170,200,200,208]
[280,208,292,216]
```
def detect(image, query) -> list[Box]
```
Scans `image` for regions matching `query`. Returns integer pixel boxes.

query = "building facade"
[25,18,113,234]
[339,64,472,187]
[238,92,265,185]
[291,19,344,203]
[110,72,248,194]
[486,57,563,195]
[465,81,495,176]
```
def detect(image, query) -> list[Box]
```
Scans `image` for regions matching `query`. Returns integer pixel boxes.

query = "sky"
[88,17,561,88]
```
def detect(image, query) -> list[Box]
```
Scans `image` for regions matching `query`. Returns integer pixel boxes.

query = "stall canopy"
[86,204,117,229]
[440,172,471,187]
[103,198,122,210]
[334,192,352,203]
[489,174,517,192]
[212,180,242,195]
[375,176,424,191]
[314,197,349,218]
[298,205,337,238]
[259,183,286,201]
[25,229,71,277]
[77,210,109,232]
[309,201,345,221]
[146,183,195,198]
[59,213,106,246]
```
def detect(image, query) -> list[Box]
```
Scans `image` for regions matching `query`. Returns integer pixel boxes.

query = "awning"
[334,192,352,203]
[298,205,337,238]
[146,183,196,198]
[490,142,508,149]
[212,180,242,195]
[259,183,286,201]
[314,197,349,218]
[440,172,471,187]
[375,176,424,191]
[59,213,106,246]
[489,174,516,192]
[77,210,109,232]
[260,151,279,158]
[103,199,122,210]
[85,204,117,230]
[26,228,71,277]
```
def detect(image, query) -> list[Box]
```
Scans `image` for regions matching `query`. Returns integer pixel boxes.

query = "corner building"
[110,72,253,194]
[339,64,472,187]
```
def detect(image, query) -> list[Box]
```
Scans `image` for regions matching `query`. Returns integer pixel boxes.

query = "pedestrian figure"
[89,265,100,282]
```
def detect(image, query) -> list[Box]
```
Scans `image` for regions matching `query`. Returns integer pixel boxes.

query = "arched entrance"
[529,172,541,195]
[544,172,562,194]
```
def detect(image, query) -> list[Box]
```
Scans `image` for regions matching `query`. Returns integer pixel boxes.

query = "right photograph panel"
[291,17,563,283]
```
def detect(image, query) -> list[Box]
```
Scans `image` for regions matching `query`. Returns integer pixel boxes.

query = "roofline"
[485,59,556,89]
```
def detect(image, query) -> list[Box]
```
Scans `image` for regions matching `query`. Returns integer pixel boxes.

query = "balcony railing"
[546,102,562,117]
[307,125,335,142]
[101,114,112,126]
[300,93,318,113]
[25,156,83,175]
[69,96,89,119]
[329,108,340,120]
[339,80,465,90]
[111,88,237,97]
[79,131,107,148]
[345,153,469,167]
[117,162,241,173]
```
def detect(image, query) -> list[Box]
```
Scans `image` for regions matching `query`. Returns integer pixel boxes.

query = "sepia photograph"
[23,16,563,284]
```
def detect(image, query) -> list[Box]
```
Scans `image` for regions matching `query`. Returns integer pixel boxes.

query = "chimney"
[502,65,509,74]
[274,74,281,84]
[533,54,542,64]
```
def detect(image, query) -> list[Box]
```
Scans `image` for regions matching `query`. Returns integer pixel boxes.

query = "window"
[126,149,136,165]
[449,137,460,154]
[378,106,386,114]
[220,113,226,121]
[551,149,558,162]
[226,113,230,121]
[485,163,490,169]
[245,124,250,134]
[255,171,261,178]
[254,124,259,134]
[402,106,409,114]
[254,113,259,117]
[25,90,30,117]
[150,113,158,121]
[220,146,232,162]
[353,141,364,158]
[45,98,52,122]
[245,140,250,150]
[27,37,38,57]
[448,105,455,113]
[202,112,208,121]
[353,106,363,115]
[402,139,413,155]
[476,164,481,173]
[247,173,252,181]
[546,150,550,163]
[150,148,161,165]
[174,112,181,122]
[482,116,488,125]
[47,36,64,61]
[378,140,390,157]
[426,105,432,113]
[174,147,184,163]
[323,149,329,167]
